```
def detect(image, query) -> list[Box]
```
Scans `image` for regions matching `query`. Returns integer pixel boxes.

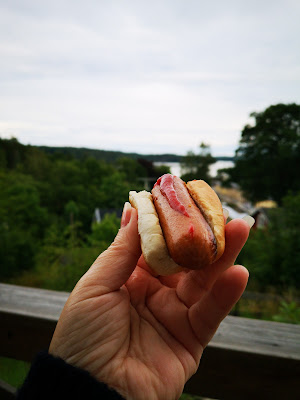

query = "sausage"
[129,174,225,275]
[152,175,217,269]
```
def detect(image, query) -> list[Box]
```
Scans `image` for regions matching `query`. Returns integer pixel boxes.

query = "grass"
[0,356,30,388]
[231,290,300,324]
[7,245,106,292]
[180,394,205,399]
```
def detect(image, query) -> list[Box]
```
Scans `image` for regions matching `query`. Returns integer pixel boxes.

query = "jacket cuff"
[17,351,125,400]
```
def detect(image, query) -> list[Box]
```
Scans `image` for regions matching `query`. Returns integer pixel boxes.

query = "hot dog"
[129,174,225,276]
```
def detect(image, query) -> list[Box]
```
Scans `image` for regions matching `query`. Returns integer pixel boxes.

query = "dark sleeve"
[16,351,125,400]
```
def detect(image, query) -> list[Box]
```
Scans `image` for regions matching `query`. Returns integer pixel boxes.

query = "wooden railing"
[0,283,300,399]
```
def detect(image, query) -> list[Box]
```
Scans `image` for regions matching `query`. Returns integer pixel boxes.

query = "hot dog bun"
[129,174,225,275]
[129,190,182,276]
[186,179,225,261]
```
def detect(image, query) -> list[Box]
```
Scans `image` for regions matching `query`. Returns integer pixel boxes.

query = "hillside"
[0,137,234,167]
[38,145,234,163]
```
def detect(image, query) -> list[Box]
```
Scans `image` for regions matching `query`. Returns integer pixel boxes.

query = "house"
[213,185,277,228]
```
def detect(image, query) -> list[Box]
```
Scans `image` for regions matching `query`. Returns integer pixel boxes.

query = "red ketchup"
[156,174,189,217]
[188,223,194,238]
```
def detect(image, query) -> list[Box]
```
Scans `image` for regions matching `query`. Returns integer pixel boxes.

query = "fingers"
[189,265,249,348]
[211,218,251,273]
[175,218,250,307]
[137,255,158,276]
[79,203,141,295]
[223,207,229,221]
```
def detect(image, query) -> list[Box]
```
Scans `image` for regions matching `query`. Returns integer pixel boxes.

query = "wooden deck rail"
[0,283,300,399]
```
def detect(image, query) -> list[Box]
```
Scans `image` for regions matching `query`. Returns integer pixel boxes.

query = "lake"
[154,160,234,177]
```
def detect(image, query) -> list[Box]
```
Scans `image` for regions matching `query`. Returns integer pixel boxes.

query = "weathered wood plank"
[1,283,300,399]
[0,284,68,362]
[0,283,68,321]
[0,379,16,400]
[185,346,300,399]
[212,314,300,360]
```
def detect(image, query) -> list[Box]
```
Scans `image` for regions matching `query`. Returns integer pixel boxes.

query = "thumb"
[80,203,141,294]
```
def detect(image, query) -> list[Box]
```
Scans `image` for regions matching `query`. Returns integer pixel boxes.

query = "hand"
[49,203,250,400]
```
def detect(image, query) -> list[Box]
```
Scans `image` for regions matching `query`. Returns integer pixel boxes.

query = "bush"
[12,214,121,291]
[0,171,48,279]
[14,246,107,292]
[238,192,300,290]
[0,229,36,279]
[88,213,120,246]
[272,301,300,324]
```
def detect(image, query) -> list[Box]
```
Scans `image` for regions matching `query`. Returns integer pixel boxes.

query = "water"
[154,160,234,178]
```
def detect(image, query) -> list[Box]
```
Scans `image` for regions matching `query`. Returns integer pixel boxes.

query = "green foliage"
[228,103,300,203]
[98,172,132,208]
[116,157,147,183]
[179,394,203,399]
[153,164,171,176]
[0,228,36,279]
[0,171,48,233]
[137,158,161,179]
[42,221,67,247]
[0,138,135,280]
[38,145,183,163]
[82,157,115,185]
[272,301,300,324]
[63,201,83,248]
[0,147,7,168]
[21,146,52,180]
[0,138,174,289]
[0,357,30,388]
[1,135,299,310]
[13,246,103,292]
[0,171,49,278]
[0,137,27,169]
[88,213,120,246]
[238,192,300,290]
[180,143,215,183]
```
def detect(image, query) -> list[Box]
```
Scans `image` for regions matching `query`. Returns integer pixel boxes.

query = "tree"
[229,103,300,203]
[98,172,132,209]
[0,137,27,169]
[0,171,49,278]
[237,191,300,290]
[180,142,215,183]
[87,213,120,247]
[116,157,147,182]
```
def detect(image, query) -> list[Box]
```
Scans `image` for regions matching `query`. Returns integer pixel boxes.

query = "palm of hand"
[50,211,249,400]
[51,267,200,400]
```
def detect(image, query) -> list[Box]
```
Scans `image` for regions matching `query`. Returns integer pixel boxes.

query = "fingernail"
[242,215,255,228]
[121,202,132,227]
[223,208,229,220]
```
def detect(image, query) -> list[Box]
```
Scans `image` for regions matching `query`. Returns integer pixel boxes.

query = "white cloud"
[0,0,300,156]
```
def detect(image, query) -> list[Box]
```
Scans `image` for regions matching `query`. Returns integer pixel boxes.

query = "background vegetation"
[1,104,300,304]
[0,137,170,289]
[223,103,300,204]
[1,102,300,395]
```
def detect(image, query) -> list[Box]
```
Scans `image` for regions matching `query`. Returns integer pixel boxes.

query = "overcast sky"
[1,0,300,156]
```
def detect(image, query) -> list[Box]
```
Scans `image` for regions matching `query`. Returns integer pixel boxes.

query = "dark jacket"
[17,352,125,400]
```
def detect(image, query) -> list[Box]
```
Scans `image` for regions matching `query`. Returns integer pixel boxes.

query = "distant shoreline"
[154,160,234,178]
[38,145,234,163]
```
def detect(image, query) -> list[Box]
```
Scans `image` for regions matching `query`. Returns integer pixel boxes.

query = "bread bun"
[129,175,225,275]
[186,180,225,261]
[129,190,182,276]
